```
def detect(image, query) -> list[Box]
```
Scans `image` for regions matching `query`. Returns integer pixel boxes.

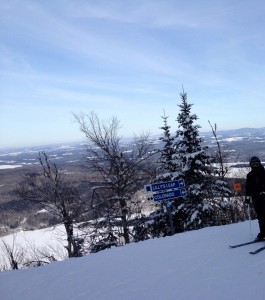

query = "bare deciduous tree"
[74,112,156,245]
[16,152,85,258]
[208,121,229,180]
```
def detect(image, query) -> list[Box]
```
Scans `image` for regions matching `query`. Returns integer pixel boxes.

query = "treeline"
[0,91,252,271]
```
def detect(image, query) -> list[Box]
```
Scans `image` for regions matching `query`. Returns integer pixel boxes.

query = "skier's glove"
[260,192,265,200]
[245,196,251,204]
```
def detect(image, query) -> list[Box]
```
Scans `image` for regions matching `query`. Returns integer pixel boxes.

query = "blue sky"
[1,0,265,148]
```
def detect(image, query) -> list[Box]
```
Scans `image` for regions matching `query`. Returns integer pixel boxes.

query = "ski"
[229,239,264,249]
[249,246,265,255]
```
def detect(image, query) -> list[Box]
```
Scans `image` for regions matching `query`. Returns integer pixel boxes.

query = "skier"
[246,156,265,240]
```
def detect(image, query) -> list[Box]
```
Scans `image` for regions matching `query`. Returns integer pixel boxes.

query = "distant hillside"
[1,127,265,168]
[200,127,265,162]
[1,127,265,235]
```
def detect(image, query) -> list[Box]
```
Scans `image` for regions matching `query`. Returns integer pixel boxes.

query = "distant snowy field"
[1,220,265,300]
[0,165,23,169]
[0,161,251,178]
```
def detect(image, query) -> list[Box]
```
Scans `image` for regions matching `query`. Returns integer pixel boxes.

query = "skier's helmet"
[250,156,261,168]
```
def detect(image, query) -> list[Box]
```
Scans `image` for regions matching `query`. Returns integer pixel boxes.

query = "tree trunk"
[119,199,130,244]
[64,221,80,258]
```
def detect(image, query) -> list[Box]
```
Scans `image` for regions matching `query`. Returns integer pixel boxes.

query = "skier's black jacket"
[245,156,265,238]
[246,165,265,199]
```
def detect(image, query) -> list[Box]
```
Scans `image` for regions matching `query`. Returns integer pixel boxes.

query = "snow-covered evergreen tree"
[157,111,176,175]
[170,91,216,230]
[146,112,177,237]
[173,91,213,202]
[151,98,233,235]
[144,90,233,235]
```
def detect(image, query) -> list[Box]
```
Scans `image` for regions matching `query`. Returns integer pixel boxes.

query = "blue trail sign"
[145,179,185,193]
[153,188,187,201]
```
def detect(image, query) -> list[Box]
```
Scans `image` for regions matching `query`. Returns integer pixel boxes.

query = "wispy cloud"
[1,0,265,147]
[64,0,228,29]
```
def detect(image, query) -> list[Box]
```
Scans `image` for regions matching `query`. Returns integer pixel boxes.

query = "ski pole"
[247,204,253,236]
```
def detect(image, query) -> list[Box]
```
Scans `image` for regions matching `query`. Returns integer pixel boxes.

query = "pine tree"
[146,112,178,237]
[174,91,212,200]
[173,90,215,230]
[150,90,232,234]
[157,111,176,175]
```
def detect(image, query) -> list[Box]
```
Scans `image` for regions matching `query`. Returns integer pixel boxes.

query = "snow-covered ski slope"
[1,220,265,300]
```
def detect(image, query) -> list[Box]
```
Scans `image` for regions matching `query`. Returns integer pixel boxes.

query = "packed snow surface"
[1,221,265,300]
